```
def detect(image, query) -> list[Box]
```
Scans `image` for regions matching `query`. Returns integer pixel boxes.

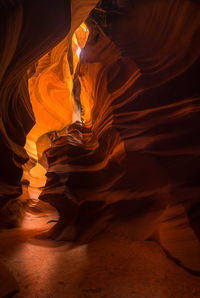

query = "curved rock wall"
[0,0,71,210]
[0,0,98,218]
[39,0,200,273]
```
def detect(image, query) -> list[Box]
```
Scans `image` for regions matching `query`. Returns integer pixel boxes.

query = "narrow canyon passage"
[0,0,200,297]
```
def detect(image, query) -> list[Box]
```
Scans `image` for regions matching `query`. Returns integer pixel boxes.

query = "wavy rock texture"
[0,0,71,211]
[0,0,98,224]
[39,0,200,273]
[0,0,200,276]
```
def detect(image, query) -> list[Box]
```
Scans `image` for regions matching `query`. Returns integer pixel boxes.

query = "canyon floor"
[0,208,200,298]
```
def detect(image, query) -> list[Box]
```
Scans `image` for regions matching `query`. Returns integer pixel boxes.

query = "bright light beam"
[77,47,81,58]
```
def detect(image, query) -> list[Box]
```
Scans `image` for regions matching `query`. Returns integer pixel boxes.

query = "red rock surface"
[0,1,200,295]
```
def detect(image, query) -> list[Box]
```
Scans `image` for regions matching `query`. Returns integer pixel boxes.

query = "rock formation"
[0,0,200,275]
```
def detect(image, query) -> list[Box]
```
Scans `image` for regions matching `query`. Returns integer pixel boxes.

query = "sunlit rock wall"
[0,0,98,224]
[0,0,71,217]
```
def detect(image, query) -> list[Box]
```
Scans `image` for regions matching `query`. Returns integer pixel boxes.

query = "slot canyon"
[0,0,200,297]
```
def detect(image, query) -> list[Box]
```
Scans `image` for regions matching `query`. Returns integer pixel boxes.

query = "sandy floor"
[0,212,200,298]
